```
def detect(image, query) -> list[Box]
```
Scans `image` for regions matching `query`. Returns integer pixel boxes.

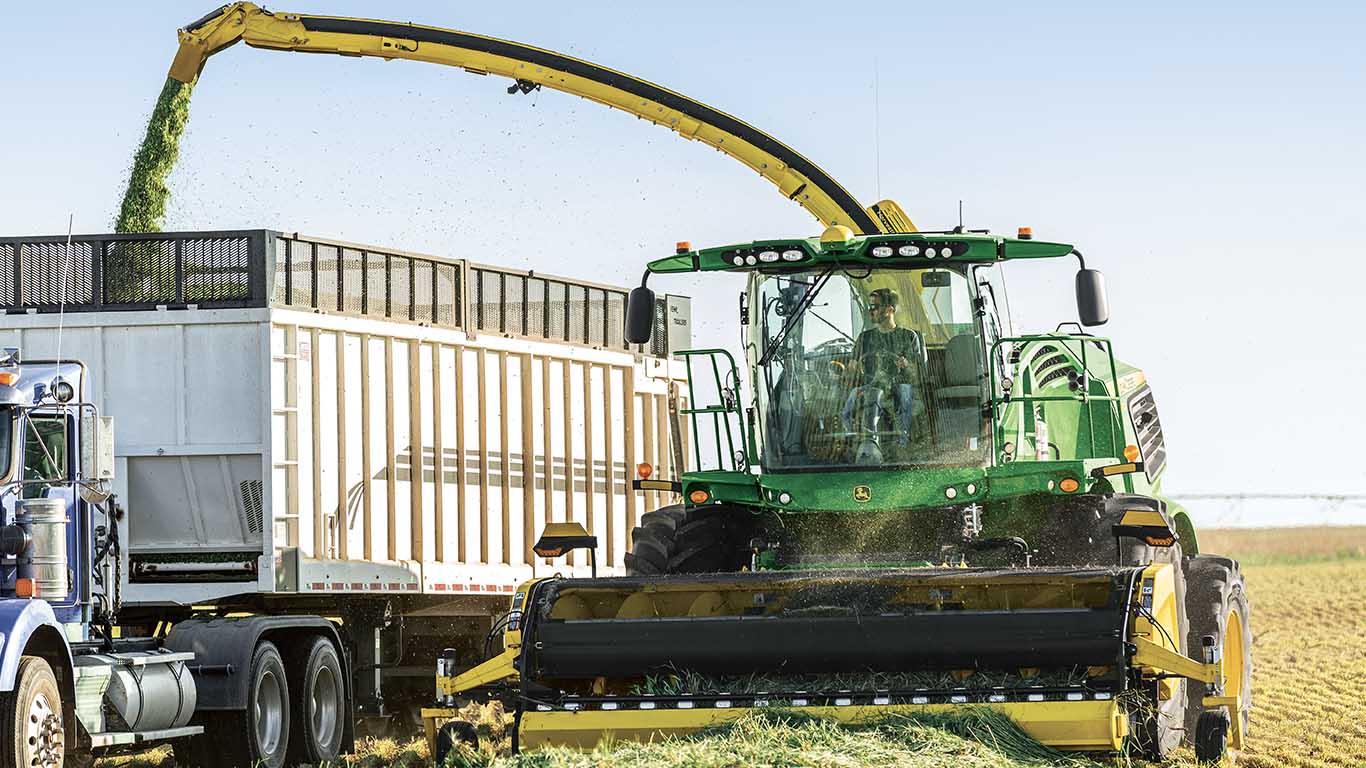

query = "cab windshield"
[0,410,12,482]
[752,265,986,469]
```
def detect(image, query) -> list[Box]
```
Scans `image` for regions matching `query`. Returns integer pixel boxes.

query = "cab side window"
[22,416,68,499]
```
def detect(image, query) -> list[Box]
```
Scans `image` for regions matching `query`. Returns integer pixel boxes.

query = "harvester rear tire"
[625,504,747,575]
[1183,555,1252,748]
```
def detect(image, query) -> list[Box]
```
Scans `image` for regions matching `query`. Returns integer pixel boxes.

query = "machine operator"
[842,288,925,448]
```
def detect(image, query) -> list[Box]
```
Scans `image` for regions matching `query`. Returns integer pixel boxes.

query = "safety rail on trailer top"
[0,229,693,743]
[0,229,685,359]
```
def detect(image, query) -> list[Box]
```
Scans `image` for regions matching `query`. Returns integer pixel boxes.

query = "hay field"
[101,526,1365,768]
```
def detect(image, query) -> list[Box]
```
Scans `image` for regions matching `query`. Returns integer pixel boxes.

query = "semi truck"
[0,229,689,767]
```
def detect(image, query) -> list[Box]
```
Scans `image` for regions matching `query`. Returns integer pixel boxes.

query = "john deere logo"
[853,485,872,503]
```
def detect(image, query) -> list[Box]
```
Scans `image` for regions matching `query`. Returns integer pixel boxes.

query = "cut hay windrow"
[115,76,194,233]
[439,709,1096,768]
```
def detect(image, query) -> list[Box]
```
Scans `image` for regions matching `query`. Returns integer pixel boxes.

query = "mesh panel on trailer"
[288,239,313,307]
[606,291,626,350]
[651,297,670,357]
[365,252,387,319]
[0,245,13,307]
[527,277,547,339]
[314,244,340,313]
[567,284,588,345]
[587,288,607,347]
[341,248,364,315]
[389,256,413,321]
[16,242,94,307]
[547,280,568,341]
[477,269,501,332]
[436,262,459,327]
[272,238,289,305]
[180,236,251,303]
[413,259,435,324]
[104,240,176,305]
[504,274,526,336]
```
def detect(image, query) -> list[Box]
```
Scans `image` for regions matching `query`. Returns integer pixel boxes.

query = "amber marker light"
[689,489,711,505]
[1017,227,1033,240]
[636,462,653,480]
[1123,444,1141,462]
[675,241,691,254]
[1059,478,1080,493]
[14,578,35,598]
[0,372,18,386]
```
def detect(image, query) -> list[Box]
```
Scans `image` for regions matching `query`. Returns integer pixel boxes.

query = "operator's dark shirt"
[854,327,924,387]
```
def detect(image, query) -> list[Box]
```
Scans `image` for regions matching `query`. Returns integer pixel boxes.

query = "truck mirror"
[625,286,656,345]
[79,413,115,499]
[1075,268,1109,327]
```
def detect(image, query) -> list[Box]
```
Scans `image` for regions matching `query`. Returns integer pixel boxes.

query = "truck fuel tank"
[73,651,197,733]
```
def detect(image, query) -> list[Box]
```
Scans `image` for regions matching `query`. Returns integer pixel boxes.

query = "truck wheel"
[1,656,64,768]
[624,504,747,575]
[216,641,290,768]
[289,637,346,764]
[1184,555,1253,747]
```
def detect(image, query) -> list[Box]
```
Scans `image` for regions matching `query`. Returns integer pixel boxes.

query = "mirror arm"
[637,270,652,288]
[1072,249,1087,270]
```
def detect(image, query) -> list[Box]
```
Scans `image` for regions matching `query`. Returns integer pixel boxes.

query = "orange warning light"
[676,241,691,254]
[1017,227,1033,240]
[1123,444,1141,462]
[636,462,654,480]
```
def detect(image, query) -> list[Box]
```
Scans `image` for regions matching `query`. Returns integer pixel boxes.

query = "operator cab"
[625,227,1107,478]
[752,264,986,469]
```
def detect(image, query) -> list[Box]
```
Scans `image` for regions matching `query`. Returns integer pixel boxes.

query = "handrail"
[988,335,1126,464]
[677,349,747,473]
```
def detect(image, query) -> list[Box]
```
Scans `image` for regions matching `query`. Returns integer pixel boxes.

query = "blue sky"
[2,2,1364,519]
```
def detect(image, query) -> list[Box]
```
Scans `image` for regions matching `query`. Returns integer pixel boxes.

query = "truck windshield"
[0,410,11,482]
[752,265,986,470]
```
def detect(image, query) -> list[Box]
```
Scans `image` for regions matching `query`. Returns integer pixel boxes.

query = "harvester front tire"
[625,504,746,575]
[1183,555,1252,748]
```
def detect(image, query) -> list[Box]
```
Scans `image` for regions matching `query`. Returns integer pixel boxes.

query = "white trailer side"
[0,230,690,720]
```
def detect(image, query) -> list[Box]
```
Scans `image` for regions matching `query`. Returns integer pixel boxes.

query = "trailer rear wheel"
[1,656,64,768]
[289,637,346,764]
[200,641,291,768]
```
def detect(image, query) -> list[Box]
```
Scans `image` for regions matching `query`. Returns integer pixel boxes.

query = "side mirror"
[625,285,656,345]
[1075,269,1109,327]
[79,413,115,499]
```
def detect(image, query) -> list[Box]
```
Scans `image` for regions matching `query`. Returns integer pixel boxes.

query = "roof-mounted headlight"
[898,245,920,257]
[758,250,781,263]
[51,379,74,403]
[870,246,894,258]
[781,249,805,262]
